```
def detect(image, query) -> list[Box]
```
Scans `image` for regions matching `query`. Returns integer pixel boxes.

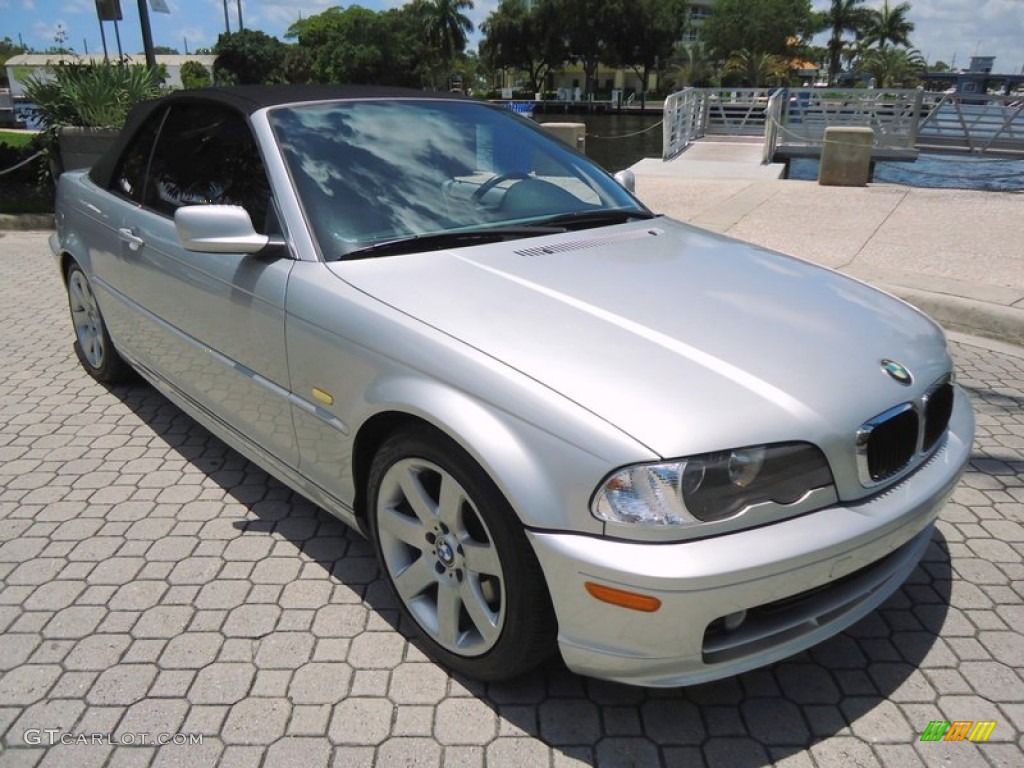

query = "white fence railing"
[663,86,1024,162]
[776,88,924,149]
[763,90,785,164]
[915,92,1024,154]
[703,88,777,135]
[662,88,707,160]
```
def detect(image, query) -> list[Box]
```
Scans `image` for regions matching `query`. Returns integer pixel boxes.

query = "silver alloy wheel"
[68,270,105,369]
[375,457,506,656]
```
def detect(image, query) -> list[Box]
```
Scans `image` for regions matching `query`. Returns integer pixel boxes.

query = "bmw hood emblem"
[881,359,913,386]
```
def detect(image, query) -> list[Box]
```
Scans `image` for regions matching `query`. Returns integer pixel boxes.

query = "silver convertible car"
[52,85,974,687]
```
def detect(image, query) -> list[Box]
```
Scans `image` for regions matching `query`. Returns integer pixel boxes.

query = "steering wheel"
[471,171,532,204]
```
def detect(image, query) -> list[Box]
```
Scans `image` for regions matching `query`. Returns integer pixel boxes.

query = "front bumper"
[528,390,973,687]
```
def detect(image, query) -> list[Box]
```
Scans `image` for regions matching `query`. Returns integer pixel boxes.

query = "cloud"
[62,0,95,14]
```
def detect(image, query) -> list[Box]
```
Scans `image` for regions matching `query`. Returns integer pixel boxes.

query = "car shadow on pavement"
[107,381,955,766]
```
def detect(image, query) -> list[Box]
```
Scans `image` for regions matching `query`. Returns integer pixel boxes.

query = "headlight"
[592,442,833,526]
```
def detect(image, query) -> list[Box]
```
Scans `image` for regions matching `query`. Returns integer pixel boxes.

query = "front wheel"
[367,426,556,681]
[66,262,132,384]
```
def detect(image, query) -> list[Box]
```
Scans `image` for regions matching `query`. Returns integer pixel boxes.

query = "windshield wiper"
[534,209,658,230]
[341,225,567,260]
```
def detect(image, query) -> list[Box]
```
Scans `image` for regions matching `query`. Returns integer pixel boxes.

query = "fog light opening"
[584,582,662,613]
[723,610,747,631]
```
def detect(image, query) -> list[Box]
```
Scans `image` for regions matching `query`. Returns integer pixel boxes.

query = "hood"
[330,218,950,461]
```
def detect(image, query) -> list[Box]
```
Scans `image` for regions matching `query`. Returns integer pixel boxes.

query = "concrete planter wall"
[56,126,120,176]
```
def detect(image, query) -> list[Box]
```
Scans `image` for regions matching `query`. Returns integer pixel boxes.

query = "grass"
[0,130,36,149]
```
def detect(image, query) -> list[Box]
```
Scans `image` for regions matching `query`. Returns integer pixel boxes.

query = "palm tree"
[823,0,873,85]
[724,49,789,88]
[858,46,925,87]
[426,0,475,66]
[864,1,914,50]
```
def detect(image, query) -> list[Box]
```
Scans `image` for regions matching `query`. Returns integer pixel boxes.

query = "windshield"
[267,99,648,260]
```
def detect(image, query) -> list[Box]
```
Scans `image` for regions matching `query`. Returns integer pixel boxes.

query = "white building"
[4,53,218,99]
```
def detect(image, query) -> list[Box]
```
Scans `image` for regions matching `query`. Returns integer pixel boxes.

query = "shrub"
[180,60,211,89]
[22,60,164,130]
[0,134,54,213]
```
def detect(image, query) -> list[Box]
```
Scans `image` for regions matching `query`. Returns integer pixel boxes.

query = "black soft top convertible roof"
[89,84,471,188]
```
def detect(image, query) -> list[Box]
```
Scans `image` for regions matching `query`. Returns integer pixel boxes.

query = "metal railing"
[763,90,785,164]
[915,92,1024,154]
[703,88,777,135]
[663,86,1024,163]
[662,88,707,160]
[774,88,924,150]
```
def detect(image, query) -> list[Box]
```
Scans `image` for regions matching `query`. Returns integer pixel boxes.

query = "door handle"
[118,227,145,251]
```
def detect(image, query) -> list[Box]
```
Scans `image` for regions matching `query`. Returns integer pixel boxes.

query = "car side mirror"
[174,205,284,254]
[614,169,636,194]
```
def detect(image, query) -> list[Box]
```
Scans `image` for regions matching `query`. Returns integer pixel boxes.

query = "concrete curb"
[882,284,1024,348]
[0,213,54,231]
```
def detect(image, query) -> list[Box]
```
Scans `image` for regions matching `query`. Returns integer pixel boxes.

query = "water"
[790,153,1024,192]
[536,113,664,173]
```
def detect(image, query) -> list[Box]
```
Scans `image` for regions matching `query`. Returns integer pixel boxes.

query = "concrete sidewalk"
[630,173,1024,347]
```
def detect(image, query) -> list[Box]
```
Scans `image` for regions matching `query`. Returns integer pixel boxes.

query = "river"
[536,112,664,173]
[790,154,1024,192]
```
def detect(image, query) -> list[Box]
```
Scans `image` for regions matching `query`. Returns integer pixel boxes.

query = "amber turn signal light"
[584,582,662,612]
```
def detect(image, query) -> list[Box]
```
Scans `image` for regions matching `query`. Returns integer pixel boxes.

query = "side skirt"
[128,355,365,537]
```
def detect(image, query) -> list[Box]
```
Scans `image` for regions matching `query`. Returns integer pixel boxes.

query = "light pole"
[137,0,156,69]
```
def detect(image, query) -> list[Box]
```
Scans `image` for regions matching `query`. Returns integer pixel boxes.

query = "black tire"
[65,262,132,384]
[367,425,556,681]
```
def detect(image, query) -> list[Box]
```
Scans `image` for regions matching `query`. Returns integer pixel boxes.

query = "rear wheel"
[368,426,556,680]
[66,262,132,384]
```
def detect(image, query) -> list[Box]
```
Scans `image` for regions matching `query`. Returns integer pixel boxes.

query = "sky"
[2,0,1022,74]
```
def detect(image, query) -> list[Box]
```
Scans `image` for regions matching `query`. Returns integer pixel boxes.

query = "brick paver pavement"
[1,231,1022,767]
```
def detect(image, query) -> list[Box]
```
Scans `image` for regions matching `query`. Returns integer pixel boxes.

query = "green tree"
[724,49,789,87]
[703,0,816,60]
[670,42,717,88]
[179,60,211,89]
[152,45,180,55]
[214,29,287,85]
[605,0,687,107]
[864,1,914,50]
[389,1,449,88]
[821,0,873,85]
[424,0,475,67]
[479,0,566,95]
[282,46,314,84]
[857,45,925,87]
[287,5,427,87]
[557,0,623,97]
